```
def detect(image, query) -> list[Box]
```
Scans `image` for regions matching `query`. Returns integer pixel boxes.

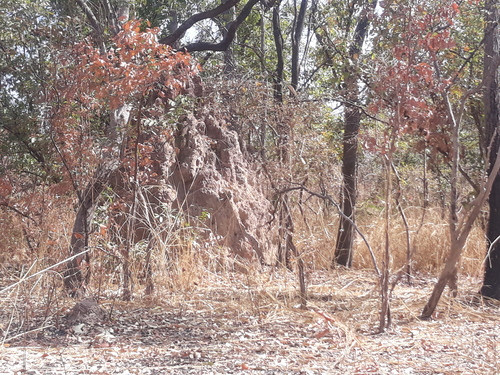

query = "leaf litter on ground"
[1,268,500,374]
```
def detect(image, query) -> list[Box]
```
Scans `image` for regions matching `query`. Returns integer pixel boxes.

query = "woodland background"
[1,0,500,373]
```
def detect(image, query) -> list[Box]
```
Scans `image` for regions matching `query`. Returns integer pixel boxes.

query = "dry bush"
[0,182,491,344]
[87,193,248,302]
[0,196,74,268]
[0,196,79,342]
[292,173,486,282]
[0,213,26,265]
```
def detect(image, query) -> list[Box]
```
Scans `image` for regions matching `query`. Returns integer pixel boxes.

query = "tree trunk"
[291,0,308,90]
[63,164,118,295]
[63,104,131,295]
[271,6,306,301]
[272,3,284,102]
[335,98,360,267]
[480,0,500,299]
[334,0,377,267]
[482,173,500,299]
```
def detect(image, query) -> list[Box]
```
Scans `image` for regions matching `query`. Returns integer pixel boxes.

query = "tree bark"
[272,3,284,102]
[291,0,308,90]
[480,0,500,299]
[335,95,360,267]
[63,163,119,295]
[334,0,377,267]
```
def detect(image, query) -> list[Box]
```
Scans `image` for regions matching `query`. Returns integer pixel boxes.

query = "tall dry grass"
[353,206,486,278]
[293,202,487,277]
[0,160,492,344]
[0,187,489,301]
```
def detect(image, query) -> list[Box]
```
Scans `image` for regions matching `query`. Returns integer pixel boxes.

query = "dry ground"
[1,268,500,375]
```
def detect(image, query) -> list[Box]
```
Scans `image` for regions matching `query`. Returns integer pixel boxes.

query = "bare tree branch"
[160,0,260,53]
[159,0,239,46]
[75,0,103,36]
[277,184,381,276]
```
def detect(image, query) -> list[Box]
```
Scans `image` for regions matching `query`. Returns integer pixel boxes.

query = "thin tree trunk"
[260,5,266,74]
[390,161,412,284]
[291,0,308,90]
[64,103,131,295]
[271,6,306,301]
[64,0,134,297]
[278,194,307,308]
[335,99,360,267]
[272,4,284,102]
[379,156,392,332]
[421,120,500,318]
[63,164,117,295]
[275,117,294,268]
[121,101,144,301]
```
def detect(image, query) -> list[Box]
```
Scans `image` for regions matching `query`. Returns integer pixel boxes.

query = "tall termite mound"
[106,77,275,269]
[168,106,273,263]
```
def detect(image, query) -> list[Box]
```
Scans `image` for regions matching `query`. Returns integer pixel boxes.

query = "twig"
[0,249,90,294]
[278,184,380,276]
[3,325,54,343]
[483,234,500,268]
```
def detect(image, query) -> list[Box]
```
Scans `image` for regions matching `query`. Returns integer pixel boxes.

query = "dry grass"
[1,206,500,375]
[0,176,493,347]
[353,206,486,278]
[293,199,487,279]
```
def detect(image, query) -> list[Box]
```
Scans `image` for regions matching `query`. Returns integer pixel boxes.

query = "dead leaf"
[314,329,330,339]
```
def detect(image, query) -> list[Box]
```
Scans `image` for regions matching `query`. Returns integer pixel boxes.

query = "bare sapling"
[390,161,413,285]
[279,193,307,308]
[378,155,392,332]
